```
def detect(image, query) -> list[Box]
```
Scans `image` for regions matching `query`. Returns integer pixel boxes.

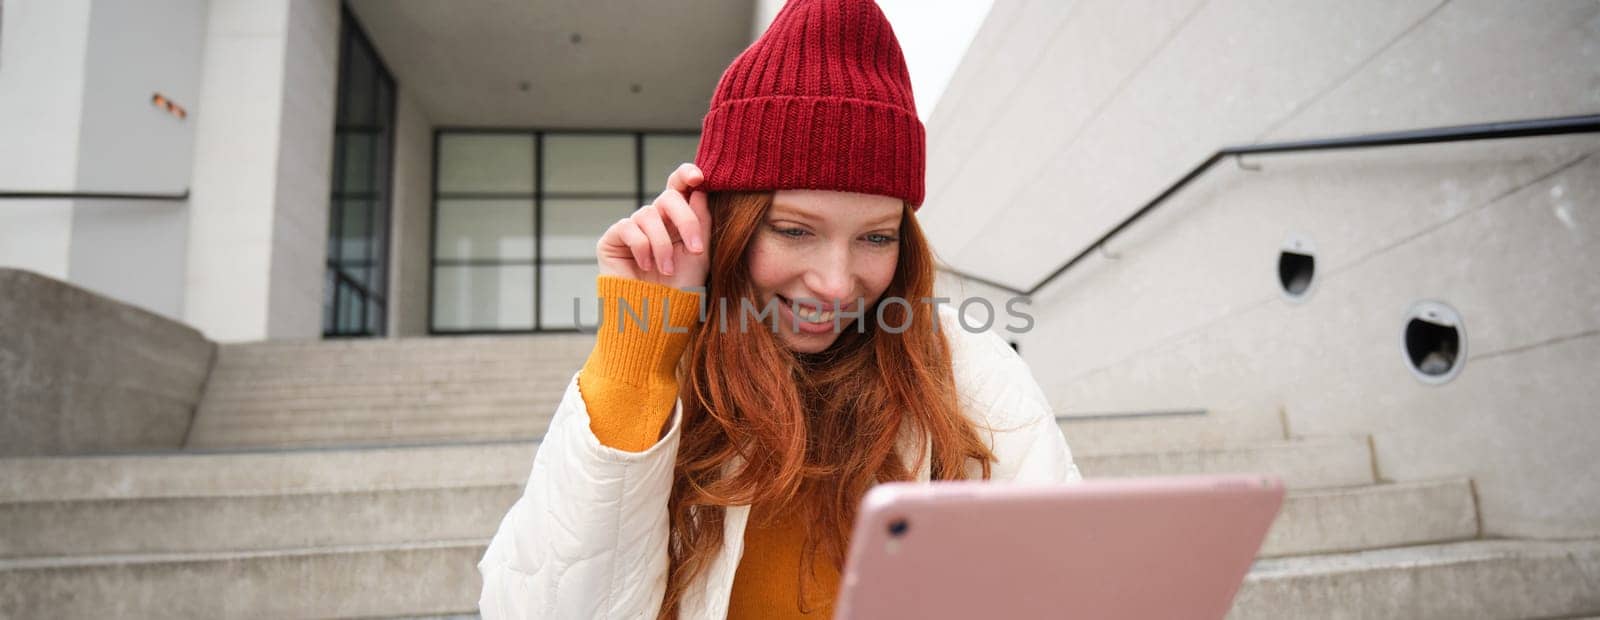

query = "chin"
[775,319,855,354]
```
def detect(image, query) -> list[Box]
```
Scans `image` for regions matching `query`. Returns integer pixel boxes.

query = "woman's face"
[747,189,903,354]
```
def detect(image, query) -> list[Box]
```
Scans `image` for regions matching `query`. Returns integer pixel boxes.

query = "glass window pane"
[376,74,395,128]
[370,199,389,292]
[643,134,700,191]
[435,199,535,261]
[540,262,601,330]
[339,266,371,291]
[433,265,535,331]
[543,134,636,194]
[339,199,372,261]
[338,280,364,332]
[439,134,535,193]
[368,298,386,335]
[340,41,376,126]
[542,199,634,261]
[323,269,336,334]
[341,133,375,193]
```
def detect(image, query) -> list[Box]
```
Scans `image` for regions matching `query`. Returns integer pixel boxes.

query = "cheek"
[745,238,793,293]
[860,251,899,300]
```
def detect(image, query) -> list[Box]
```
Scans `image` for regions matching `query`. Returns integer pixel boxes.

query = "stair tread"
[1247,538,1600,577]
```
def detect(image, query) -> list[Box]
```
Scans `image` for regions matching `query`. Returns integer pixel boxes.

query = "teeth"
[796,306,833,323]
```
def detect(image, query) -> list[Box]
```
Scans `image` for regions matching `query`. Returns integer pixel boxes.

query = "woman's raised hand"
[597,163,712,290]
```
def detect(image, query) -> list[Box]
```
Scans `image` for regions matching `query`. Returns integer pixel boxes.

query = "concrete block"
[1,484,518,558]
[0,268,215,456]
[0,541,484,618]
[1263,479,1478,557]
[0,442,537,503]
[1232,539,1600,619]
[1058,409,1285,457]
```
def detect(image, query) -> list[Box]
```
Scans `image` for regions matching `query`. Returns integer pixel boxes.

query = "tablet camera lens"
[888,518,909,538]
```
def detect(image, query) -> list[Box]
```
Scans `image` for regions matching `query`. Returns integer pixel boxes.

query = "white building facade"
[1,0,757,341]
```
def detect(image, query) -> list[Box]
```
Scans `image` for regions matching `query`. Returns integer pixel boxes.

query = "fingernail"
[662,256,674,275]
[690,239,703,253]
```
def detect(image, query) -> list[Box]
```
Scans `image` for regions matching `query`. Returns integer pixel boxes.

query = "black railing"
[941,113,1600,297]
[0,189,190,201]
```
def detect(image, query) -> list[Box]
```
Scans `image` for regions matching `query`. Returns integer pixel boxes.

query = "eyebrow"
[769,203,818,221]
[769,204,902,228]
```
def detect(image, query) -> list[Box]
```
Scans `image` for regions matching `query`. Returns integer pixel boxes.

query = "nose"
[803,243,854,304]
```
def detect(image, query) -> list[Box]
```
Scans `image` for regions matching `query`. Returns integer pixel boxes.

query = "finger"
[614,218,653,272]
[688,189,711,248]
[665,162,704,196]
[597,219,632,260]
[631,205,677,276]
[655,190,703,253]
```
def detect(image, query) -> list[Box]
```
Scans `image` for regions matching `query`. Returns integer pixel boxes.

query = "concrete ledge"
[1261,479,1478,557]
[0,268,214,456]
[0,441,537,502]
[185,402,559,450]
[1,484,519,559]
[1078,436,1375,489]
[1058,409,1285,456]
[0,541,484,618]
[1233,539,1600,619]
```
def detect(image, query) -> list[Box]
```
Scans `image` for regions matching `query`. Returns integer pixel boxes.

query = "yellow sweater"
[578,276,837,618]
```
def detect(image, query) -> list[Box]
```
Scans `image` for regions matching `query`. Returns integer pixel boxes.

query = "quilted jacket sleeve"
[477,374,683,619]
[944,307,1083,485]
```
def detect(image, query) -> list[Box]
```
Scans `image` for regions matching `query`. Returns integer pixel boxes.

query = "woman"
[478,1,1079,617]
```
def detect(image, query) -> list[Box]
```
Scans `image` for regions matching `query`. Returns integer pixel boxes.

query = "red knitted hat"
[695,0,926,208]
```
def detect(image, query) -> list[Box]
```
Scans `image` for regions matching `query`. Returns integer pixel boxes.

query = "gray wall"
[186,0,339,342]
[926,0,1600,538]
[67,0,207,322]
[265,0,340,340]
[0,0,92,280]
[389,87,435,337]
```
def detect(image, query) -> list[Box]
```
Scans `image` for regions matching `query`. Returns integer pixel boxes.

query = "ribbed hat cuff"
[696,95,926,208]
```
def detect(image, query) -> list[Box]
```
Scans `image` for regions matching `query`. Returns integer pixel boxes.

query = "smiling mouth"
[776,295,846,323]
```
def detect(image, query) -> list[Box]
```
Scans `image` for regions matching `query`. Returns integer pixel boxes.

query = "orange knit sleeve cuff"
[578,276,703,452]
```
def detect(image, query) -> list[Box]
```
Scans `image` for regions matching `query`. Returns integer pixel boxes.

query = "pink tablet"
[835,475,1285,620]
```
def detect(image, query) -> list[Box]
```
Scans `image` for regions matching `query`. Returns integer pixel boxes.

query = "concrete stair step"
[199,378,569,403]
[1,482,519,559]
[4,437,1370,502]
[214,336,592,367]
[185,417,551,450]
[0,541,485,618]
[202,366,580,390]
[1261,479,1478,557]
[1077,436,1375,489]
[194,393,563,417]
[0,465,1474,561]
[5,530,1592,618]
[1231,539,1600,619]
[5,439,1446,559]
[1058,409,1285,457]
[0,442,536,503]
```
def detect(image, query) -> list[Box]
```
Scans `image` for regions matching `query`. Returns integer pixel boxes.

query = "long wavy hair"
[658,191,996,616]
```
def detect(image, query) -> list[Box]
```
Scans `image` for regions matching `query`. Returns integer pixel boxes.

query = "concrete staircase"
[3,338,1597,617]
[184,335,593,449]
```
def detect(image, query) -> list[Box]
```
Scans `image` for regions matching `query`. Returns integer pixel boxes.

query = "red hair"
[660,191,995,616]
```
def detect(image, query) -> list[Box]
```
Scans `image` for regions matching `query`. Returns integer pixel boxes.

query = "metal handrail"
[940,113,1600,297]
[0,189,190,202]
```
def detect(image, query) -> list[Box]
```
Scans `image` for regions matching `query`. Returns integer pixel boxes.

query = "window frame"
[428,128,700,335]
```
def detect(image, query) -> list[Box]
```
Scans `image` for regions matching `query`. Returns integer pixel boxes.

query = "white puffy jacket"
[478,306,1082,618]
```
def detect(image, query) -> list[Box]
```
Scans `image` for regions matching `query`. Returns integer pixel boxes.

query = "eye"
[864,233,899,245]
[771,225,809,239]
